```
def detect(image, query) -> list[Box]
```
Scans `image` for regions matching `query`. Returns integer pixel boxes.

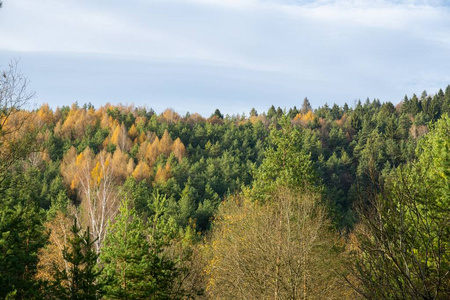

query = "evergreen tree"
[0,176,47,299]
[50,220,104,300]
[177,181,198,227]
[212,109,223,119]
[248,115,319,201]
[267,105,276,119]
[101,193,180,299]
[301,97,312,114]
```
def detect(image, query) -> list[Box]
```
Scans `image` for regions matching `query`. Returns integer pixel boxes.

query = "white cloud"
[0,0,449,111]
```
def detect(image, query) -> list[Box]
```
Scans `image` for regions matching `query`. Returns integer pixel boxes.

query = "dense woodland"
[0,61,449,299]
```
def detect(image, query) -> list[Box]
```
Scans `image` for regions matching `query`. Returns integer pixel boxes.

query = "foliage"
[0,178,48,299]
[50,219,104,300]
[100,194,179,299]
[249,115,319,202]
[1,64,450,299]
[206,188,353,299]
[347,115,450,299]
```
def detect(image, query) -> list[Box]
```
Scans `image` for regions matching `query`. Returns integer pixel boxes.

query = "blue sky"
[0,0,449,116]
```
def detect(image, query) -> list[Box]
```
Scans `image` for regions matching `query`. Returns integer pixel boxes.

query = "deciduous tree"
[347,115,450,299]
[206,189,351,299]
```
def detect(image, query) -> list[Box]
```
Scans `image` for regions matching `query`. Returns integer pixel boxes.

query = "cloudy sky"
[0,0,449,115]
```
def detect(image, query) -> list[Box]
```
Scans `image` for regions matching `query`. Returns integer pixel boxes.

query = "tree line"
[0,61,449,299]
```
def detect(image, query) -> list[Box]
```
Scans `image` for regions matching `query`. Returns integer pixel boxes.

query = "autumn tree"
[132,161,152,183]
[160,108,180,124]
[159,129,173,157]
[206,189,352,299]
[82,150,118,252]
[147,136,160,166]
[37,211,73,284]
[0,61,47,299]
[154,162,172,186]
[0,60,37,178]
[110,148,131,183]
[172,138,186,162]
[293,110,315,127]
[61,148,119,253]
[110,123,132,152]
[58,104,96,140]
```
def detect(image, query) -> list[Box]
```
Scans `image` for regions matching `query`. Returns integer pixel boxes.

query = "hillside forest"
[0,61,449,299]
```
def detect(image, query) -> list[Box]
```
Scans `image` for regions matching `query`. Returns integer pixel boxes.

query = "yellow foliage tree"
[110,123,132,152]
[37,211,72,282]
[136,141,149,162]
[146,137,160,166]
[172,138,186,162]
[185,113,205,126]
[159,130,173,157]
[61,147,118,253]
[154,162,171,185]
[128,124,138,141]
[126,158,135,177]
[132,161,152,183]
[60,146,82,191]
[206,188,352,299]
[60,105,96,139]
[111,149,129,183]
[293,110,315,127]
[137,131,146,144]
[160,108,180,124]
[36,103,54,126]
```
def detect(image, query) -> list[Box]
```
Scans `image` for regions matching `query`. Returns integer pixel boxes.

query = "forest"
[0,61,449,299]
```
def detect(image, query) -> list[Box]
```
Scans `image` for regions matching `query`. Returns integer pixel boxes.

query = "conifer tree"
[249,115,319,201]
[0,194,47,299]
[51,219,104,300]
[100,197,160,299]
[101,192,180,299]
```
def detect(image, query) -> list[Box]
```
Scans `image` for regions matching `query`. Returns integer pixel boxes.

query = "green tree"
[177,181,198,227]
[348,115,450,299]
[301,97,312,114]
[0,193,47,299]
[249,115,319,201]
[212,109,223,119]
[0,61,46,299]
[51,220,104,300]
[101,191,181,299]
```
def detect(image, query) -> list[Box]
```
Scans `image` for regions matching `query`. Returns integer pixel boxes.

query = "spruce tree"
[51,220,103,300]
[248,115,319,202]
[100,195,179,299]
[0,175,47,299]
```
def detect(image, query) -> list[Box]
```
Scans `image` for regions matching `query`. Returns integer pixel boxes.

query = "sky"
[0,0,449,116]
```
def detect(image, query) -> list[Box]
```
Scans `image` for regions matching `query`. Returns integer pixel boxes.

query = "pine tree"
[51,220,104,300]
[101,194,179,299]
[177,182,198,227]
[301,97,312,114]
[101,198,155,299]
[0,176,48,299]
[248,115,319,202]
